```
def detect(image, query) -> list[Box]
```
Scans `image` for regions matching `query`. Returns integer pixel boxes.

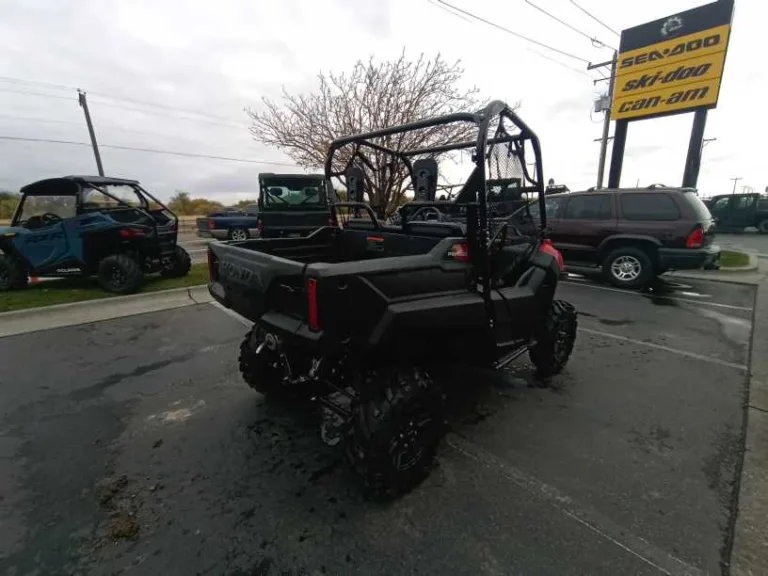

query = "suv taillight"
[686,227,705,248]
[207,218,215,230]
[256,218,263,233]
[307,278,320,331]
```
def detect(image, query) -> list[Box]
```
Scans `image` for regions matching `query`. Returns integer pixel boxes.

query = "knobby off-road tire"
[758,219,768,234]
[160,246,192,278]
[97,254,143,294]
[347,366,446,500]
[529,300,578,379]
[238,326,295,399]
[0,253,28,291]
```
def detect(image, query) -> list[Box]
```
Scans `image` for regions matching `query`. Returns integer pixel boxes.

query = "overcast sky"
[0,0,763,203]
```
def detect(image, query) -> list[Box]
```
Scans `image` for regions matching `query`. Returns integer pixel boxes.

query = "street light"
[700,137,717,157]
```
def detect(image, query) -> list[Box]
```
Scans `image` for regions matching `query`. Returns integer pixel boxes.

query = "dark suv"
[523,187,720,287]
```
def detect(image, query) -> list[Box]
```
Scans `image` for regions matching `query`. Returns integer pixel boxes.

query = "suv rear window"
[620,193,680,221]
[685,193,715,220]
[563,194,612,220]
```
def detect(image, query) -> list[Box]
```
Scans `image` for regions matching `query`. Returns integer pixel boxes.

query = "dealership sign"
[612,0,734,121]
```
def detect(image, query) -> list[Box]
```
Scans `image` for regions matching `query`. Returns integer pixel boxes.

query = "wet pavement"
[0,276,754,575]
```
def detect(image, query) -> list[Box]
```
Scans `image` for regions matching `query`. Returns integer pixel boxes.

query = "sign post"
[607,0,734,188]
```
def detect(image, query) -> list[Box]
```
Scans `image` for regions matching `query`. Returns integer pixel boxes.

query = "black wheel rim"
[110,265,127,287]
[388,406,435,472]
[553,318,575,365]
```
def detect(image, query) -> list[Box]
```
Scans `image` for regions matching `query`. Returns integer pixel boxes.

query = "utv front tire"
[97,254,143,294]
[347,367,445,500]
[0,254,28,291]
[160,246,192,278]
[529,300,578,379]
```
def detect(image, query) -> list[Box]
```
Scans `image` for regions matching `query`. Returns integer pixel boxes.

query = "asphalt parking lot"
[0,275,754,575]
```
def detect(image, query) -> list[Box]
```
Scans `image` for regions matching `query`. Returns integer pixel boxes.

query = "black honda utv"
[207,101,578,498]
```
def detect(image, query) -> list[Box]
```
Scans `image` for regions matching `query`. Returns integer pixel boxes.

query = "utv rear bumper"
[658,245,721,271]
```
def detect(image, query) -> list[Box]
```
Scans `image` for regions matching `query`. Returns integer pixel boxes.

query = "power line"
[0,76,77,92]
[0,113,230,141]
[426,0,472,22]
[0,135,298,167]
[524,0,616,50]
[0,76,245,126]
[528,49,593,78]
[88,100,248,129]
[0,87,74,101]
[435,0,591,64]
[569,0,621,38]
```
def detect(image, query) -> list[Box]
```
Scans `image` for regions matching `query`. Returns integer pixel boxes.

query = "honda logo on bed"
[220,260,254,283]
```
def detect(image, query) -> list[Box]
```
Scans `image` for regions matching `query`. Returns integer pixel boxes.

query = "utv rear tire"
[602,247,653,288]
[529,300,578,379]
[758,220,768,234]
[0,254,28,291]
[97,254,143,294]
[238,326,293,398]
[347,366,445,500]
[160,246,192,278]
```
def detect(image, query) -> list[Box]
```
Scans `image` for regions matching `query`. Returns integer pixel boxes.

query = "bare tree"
[246,51,490,217]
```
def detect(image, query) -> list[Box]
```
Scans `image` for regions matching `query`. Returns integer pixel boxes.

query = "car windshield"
[261,178,326,210]
[17,195,76,224]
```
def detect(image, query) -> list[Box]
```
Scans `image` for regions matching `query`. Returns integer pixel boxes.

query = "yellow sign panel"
[616,24,730,75]
[615,52,726,100]
[612,80,719,121]
[612,0,734,121]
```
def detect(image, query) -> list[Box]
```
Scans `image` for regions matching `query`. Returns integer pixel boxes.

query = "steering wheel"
[41,213,63,226]
[489,222,510,255]
[408,206,444,222]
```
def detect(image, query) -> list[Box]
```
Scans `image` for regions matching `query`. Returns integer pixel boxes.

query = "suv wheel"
[758,219,768,234]
[160,246,192,278]
[602,247,653,288]
[347,366,445,500]
[228,228,248,241]
[97,254,143,294]
[0,253,28,291]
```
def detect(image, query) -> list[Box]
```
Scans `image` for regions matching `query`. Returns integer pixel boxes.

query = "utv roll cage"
[13,175,177,227]
[323,100,546,265]
[325,100,546,238]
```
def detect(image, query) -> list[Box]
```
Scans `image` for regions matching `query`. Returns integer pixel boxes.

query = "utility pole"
[730,176,742,194]
[589,51,617,189]
[78,90,104,176]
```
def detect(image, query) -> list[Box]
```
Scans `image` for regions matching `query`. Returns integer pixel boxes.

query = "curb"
[665,252,760,285]
[0,284,211,339]
[731,279,768,574]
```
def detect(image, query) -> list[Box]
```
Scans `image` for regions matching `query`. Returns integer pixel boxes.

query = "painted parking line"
[447,435,702,576]
[562,280,753,312]
[579,326,748,371]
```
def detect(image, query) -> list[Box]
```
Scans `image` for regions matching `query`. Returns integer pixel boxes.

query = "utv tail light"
[540,239,565,271]
[207,249,218,281]
[447,242,470,262]
[686,227,705,248]
[307,278,320,332]
[207,218,215,230]
[119,227,145,239]
[256,218,263,234]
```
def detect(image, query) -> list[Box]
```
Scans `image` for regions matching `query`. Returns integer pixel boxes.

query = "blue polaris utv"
[0,176,191,294]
